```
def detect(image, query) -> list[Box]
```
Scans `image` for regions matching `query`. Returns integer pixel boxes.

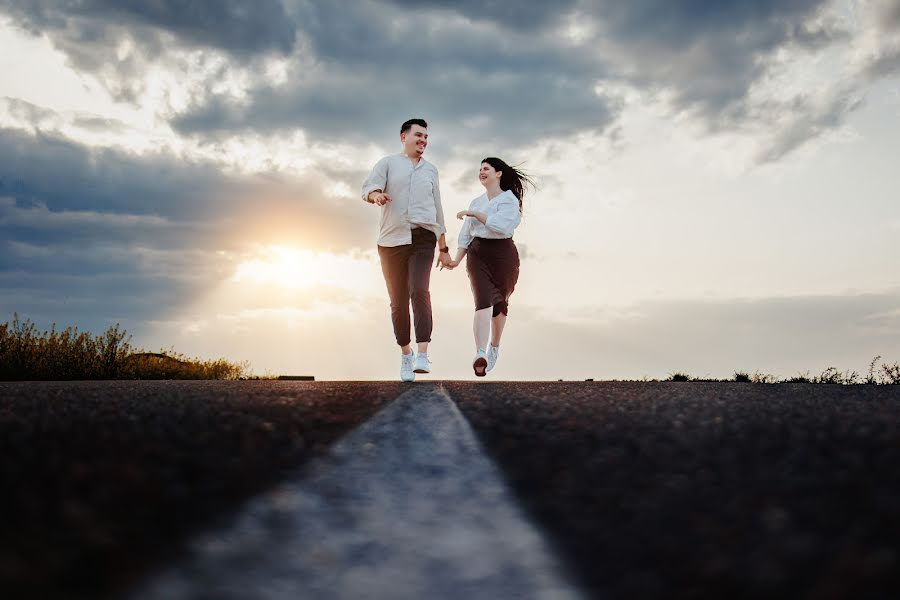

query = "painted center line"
[132,385,584,600]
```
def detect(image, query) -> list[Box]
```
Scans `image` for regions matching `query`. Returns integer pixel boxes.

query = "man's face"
[401,124,428,156]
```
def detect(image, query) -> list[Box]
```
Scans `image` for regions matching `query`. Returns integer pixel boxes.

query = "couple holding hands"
[362,118,532,381]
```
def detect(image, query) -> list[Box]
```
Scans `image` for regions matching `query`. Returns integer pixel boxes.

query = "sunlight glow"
[231,245,375,291]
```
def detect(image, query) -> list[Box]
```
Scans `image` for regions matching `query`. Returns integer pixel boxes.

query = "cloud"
[0,0,297,57]
[168,1,618,152]
[3,0,891,164]
[0,125,381,330]
[753,89,864,164]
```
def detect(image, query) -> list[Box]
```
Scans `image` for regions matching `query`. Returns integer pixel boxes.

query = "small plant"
[785,372,811,384]
[866,355,882,384]
[751,371,778,384]
[667,372,692,382]
[811,367,860,385]
[733,371,751,382]
[879,361,900,385]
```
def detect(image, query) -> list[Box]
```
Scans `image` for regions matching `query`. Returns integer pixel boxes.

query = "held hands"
[436,251,453,270]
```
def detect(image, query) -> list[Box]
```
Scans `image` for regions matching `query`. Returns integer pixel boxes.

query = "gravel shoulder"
[447,381,900,599]
[0,380,402,599]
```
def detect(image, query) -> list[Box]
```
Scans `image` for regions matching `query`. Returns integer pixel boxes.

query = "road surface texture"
[446,381,900,600]
[1,380,898,599]
[0,381,402,598]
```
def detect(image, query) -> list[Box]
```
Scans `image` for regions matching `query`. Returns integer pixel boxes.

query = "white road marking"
[132,385,585,599]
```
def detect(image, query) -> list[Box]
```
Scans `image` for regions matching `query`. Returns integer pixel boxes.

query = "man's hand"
[370,191,392,206]
[436,251,452,269]
[456,210,469,220]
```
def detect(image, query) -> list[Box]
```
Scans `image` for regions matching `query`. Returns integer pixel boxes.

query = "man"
[362,118,451,382]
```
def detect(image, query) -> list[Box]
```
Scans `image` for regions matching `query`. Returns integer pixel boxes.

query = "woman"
[447,157,532,376]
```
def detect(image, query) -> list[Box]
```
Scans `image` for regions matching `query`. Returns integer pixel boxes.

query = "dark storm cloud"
[0,0,297,57]
[169,0,856,157]
[582,0,840,125]
[0,0,866,159]
[171,0,615,150]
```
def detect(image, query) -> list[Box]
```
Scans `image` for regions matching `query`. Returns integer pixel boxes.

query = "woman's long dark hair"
[481,157,534,212]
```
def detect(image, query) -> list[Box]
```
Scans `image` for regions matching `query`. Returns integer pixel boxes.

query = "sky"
[1,0,899,381]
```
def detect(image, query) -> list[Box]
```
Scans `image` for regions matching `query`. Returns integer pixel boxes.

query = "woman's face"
[479,162,501,188]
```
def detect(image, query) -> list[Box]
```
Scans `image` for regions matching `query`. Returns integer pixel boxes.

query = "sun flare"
[231,245,375,291]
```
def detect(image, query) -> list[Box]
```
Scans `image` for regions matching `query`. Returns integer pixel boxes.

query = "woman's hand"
[456,210,470,220]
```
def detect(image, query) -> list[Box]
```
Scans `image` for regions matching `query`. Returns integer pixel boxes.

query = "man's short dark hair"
[401,118,428,134]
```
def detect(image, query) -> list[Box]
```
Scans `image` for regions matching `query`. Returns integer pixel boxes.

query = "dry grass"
[663,359,900,385]
[1,315,248,381]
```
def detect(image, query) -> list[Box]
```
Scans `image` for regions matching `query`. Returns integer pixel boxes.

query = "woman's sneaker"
[487,345,500,372]
[472,349,488,377]
[401,351,416,382]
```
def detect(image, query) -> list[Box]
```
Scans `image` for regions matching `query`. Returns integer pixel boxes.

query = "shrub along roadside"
[663,359,900,384]
[0,315,247,381]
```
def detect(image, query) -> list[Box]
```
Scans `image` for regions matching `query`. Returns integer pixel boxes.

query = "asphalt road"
[1,381,898,599]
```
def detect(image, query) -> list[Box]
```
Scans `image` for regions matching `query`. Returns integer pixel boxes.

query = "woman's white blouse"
[456,190,522,249]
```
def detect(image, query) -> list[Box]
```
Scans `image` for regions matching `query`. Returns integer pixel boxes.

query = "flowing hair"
[481,157,534,212]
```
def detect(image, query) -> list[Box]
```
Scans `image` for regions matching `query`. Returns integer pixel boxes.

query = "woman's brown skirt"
[465,237,520,317]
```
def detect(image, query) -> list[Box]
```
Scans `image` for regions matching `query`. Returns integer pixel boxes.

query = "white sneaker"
[400,351,416,382]
[413,352,431,374]
[487,345,500,372]
[472,349,488,377]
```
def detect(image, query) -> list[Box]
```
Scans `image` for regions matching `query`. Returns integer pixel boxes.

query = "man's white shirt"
[456,189,522,249]
[361,153,446,247]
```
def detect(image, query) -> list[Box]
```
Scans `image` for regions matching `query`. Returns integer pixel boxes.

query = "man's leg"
[378,244,413,352]
[408,230,436,354]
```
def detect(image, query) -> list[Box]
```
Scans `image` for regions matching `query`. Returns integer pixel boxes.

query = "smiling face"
[479,162,501,188]
[400,124,428,157]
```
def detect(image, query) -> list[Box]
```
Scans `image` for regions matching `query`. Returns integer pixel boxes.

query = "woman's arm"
[448,247,467,269]
[457,210,487,224]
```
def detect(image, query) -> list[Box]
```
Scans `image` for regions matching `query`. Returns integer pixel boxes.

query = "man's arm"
[361,158,391,204]
[435,232,451,268]
[433,169,451,267]
[432,169,447,235]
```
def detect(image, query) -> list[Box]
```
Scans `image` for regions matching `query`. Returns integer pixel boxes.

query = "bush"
[0,315,248,381]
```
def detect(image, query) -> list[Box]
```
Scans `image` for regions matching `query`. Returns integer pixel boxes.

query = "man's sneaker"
[487,345,500,372]
[472,349,488,377]
[400,351,416,382]
[413,352,431,374]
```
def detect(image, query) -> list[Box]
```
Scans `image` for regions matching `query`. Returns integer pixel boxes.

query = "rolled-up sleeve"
[361,157,389,202]
[457,216,475,248]
[432,169,447,234]
[485,195,521,236]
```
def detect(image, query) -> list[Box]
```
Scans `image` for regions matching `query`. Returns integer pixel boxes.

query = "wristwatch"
[439,246,450,253]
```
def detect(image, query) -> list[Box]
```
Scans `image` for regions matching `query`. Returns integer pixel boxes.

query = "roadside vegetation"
[666,355,900,384]
[0,315,248,381]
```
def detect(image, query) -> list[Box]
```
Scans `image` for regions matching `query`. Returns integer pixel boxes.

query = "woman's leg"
[490,313,507,347]
[474,307,491,351]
